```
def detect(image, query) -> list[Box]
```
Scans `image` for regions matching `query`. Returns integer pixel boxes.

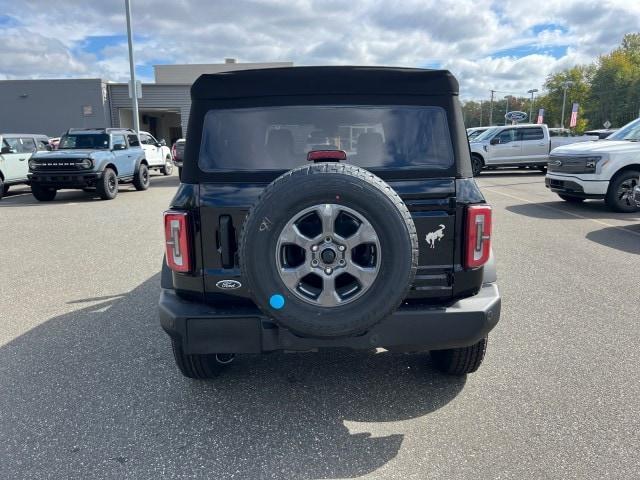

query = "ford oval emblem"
[505,111,528,122]
[216,280,242,290]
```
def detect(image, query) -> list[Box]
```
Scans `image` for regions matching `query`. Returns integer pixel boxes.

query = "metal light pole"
[125,0,140,134]
[504,95,510,125]
[527,88,538,123]
[489,90,495,125]
[560,81,573,129]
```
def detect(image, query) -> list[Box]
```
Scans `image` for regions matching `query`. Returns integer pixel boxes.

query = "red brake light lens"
[307,150,347,162]
[164,211,192,273]
[465,204,492,269]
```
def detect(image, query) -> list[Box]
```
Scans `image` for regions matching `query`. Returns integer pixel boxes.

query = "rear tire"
[171,339,233,379]
[431,337,487,375]
[31,184,57,202]
[2,184,9,196]
[471,155,484,176]
[558,194,585,203]
[133,163,150,191]
[96,168,118,200]
[605,169,640,213]
[161,156,173,176]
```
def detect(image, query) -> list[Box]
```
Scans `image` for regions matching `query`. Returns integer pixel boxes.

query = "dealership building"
[0,59,293,144]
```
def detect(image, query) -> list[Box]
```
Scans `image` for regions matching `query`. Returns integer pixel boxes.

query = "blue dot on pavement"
[270,294,285,310]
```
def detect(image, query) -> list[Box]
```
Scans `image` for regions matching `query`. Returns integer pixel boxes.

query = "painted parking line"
[483,187,640,238]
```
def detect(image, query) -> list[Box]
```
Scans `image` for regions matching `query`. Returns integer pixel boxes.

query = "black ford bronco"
[159,67,500,379]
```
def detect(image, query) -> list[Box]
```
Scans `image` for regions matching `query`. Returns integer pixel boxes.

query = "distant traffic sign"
[603,120,612,129]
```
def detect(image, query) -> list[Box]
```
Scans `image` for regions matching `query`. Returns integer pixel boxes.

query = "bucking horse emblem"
[425,224,445,249]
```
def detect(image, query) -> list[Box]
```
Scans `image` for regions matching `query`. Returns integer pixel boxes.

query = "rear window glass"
[59,134,109,149]
[199,106,454,171]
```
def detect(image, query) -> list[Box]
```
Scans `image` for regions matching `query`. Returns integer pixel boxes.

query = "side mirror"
[46,145,53,151]
[159,139,167,147]
[112,143,126,151]
[1,146,14,154]
[489,137,501,145]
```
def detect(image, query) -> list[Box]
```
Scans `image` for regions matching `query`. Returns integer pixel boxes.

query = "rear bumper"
[545,174,608,198]
[159,283,501,354]
[28,171,101,188]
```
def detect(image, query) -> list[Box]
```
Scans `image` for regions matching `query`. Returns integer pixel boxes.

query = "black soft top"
[191,66,459,99]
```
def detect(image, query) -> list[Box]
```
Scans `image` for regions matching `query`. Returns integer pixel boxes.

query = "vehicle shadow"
[586,225,640,255]
[0,274,464,479]
[506,201,640,222]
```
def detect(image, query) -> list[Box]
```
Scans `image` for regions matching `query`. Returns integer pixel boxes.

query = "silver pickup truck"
[469,124,597,176]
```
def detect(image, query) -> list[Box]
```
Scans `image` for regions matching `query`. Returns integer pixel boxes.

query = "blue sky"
[0,0,638,99]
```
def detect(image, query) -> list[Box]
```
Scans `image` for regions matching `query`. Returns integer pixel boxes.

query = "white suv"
[545,117,640,212]
[138,131,173,176]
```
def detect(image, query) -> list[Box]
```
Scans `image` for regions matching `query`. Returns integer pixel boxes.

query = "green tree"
[587,33,640,128]
[535,66,594,130]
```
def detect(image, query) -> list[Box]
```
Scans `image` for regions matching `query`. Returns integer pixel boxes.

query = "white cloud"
[0,0,639,98]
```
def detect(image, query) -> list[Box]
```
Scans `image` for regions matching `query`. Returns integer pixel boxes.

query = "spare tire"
[239,163,418,338]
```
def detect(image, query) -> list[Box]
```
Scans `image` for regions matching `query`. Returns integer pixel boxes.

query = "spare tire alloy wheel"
[240,163,418,338]
[276,204,380,307]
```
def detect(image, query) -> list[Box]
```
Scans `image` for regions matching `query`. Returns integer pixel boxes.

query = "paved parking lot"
[1,171,639,479]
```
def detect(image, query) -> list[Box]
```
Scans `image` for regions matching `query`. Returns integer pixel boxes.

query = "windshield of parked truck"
[606,118,640,141]
[467,128,488,140]
[472,127,500,142]
[59,134,110,149]
[199,105,454,171]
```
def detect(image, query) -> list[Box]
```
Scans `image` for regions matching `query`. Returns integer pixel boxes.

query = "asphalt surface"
[1,170,639,479]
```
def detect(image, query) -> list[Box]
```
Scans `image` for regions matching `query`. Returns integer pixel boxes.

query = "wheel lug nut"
[339,259,345,266]
[311,245,319,252]
[338,245,345,251]
[325,268,332,275]
[325,237,331,243]
[311,259,319,266]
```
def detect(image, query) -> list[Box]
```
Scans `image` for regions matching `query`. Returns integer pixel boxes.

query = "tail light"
[465,204,492,269]
[164,211,192,272]
[171,144,176,158]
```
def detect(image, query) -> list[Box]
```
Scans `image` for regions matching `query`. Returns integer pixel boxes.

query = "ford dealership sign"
[505,111,528,122]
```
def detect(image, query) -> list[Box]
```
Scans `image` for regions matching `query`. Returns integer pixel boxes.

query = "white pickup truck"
[545,117,640,212]
[469,124,597,176]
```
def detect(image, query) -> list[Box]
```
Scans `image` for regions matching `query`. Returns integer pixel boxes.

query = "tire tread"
[431,337,487,375]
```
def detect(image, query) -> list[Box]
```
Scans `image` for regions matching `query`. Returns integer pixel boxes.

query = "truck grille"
[547,155,598,174]
[32,158,86,170]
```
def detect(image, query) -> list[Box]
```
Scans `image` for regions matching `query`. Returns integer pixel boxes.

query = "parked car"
[28,128,149,201]
[139,131,173,175]
[467,127,489,141]
[158,66,501,380]
[0,133,50,199]
[469,123,597,175]
[546,117,640,212]
[584,129,618,139]
[171,138,185,179]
